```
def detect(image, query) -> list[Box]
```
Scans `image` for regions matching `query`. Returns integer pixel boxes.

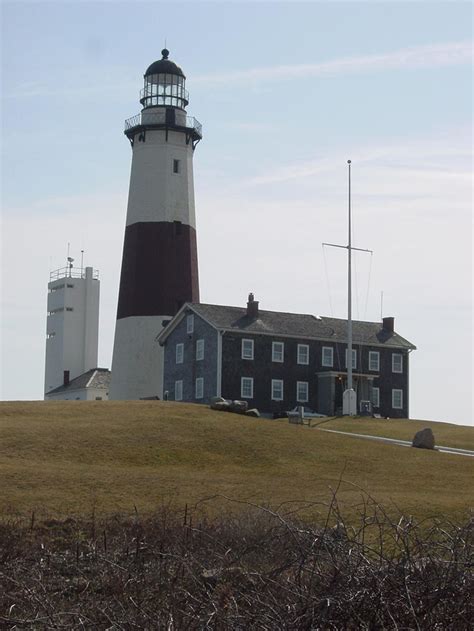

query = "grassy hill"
[1,401,473,522]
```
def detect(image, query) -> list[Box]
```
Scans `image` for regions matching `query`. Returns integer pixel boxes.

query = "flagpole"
[347,160,353,399]
[322,161,372,416]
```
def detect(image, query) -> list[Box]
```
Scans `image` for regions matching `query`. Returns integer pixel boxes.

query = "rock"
[412,428,435,450]
[210,400,231,412]
[230,400,248,414]
[246,408,260,418]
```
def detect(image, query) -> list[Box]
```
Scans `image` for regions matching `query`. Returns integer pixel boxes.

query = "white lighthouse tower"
[110,49,202,400]
[44,261,100,395]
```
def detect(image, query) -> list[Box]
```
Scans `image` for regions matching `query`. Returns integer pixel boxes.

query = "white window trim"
[322,346,333,367]
[196,338,204,361]
[296,381,309,403]
[372,386,380,408]
[175,380,183,401]
[392,389,403,409]
[241,377,254,399]
[195,377,204,400]
[297,344,309,365]
[241,338,254,360]
[186,314,194,334]
[271,379,284,401]
[392,353,403,373]
[176,343,184,364]
[369,351,380,372]
[272,341,284,363]
[345,349,357,369]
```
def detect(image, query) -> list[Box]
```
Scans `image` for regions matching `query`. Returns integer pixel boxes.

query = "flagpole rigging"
[322,160,373,416]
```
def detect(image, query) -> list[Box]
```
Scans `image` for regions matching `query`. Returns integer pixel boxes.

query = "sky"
[1,1,472,424]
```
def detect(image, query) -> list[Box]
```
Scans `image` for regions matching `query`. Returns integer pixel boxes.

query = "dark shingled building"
[157,295,416,418]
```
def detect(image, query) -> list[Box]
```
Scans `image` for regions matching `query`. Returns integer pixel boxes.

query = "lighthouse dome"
[145,49,185,79]
[141,49,189,110]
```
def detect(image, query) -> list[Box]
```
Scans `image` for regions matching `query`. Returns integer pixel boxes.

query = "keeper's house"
[157,294,416,418]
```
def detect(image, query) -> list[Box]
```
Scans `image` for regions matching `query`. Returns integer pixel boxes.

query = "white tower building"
[110,49,202,400]
[44,263,100,395]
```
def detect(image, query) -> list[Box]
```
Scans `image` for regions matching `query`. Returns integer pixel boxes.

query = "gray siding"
[162,310,218,403]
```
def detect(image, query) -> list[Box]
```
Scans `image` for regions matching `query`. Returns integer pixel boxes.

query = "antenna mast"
[322,160,373,416]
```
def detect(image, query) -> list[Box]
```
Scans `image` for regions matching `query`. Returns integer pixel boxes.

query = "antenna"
[81,250,84,276]
[380,290,384,320]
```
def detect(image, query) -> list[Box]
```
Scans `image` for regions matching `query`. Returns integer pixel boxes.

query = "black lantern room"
[140,49,189,110]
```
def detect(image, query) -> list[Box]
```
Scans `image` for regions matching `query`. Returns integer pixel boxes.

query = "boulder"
[210,400,231,412]
[230,400,248,414]
[246,408,260,418]
[412,428,435,450]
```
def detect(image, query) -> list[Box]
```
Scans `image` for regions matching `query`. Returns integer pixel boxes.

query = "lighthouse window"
[173,159,180,174]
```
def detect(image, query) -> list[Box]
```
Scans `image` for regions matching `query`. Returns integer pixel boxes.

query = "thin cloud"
[194,41,472,86]
[246,129,472,185]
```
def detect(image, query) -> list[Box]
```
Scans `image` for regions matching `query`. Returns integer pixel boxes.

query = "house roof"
[159,302,416,350]
[47,368,111,395]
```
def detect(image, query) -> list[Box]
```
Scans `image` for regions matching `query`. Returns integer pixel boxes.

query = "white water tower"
[44,261,100,395]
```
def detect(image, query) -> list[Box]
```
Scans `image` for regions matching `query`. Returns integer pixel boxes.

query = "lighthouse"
[110,50,202,400]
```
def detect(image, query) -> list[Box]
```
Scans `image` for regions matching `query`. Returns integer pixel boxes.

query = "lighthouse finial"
[162,48,169,59]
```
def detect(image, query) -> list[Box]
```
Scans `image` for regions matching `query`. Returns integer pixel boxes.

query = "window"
[272,341,284,362]
[186,314,194,334]
[392,389,403,409]
[345,349,357,369]
[176,343,184,364]
[297,344,309,365]
[242,339,254,360]
[195,377,204,399]
[372,387,380,408]
[95,397,102,401]
[241,377,254,399]
[392,353,403,373]
[47,332,56,339]
[271,379,284,401]
[322,346,333,367]
[66,307,74,312]
[369,351,380,372]
[173,159,180,174]
[66,284,74,288]
[297,381,309,402]
[196,339,204,361]
[175,380,183,401]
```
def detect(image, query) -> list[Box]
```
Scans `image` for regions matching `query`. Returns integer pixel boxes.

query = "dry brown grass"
[1,401,473,523]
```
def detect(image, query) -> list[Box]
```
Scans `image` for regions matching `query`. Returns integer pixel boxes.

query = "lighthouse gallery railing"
[124,113,202,138]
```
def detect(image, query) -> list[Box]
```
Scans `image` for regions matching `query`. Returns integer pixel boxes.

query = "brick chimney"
[63,370,70,386]
[246,293,259,319]
[382,317,394,333]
